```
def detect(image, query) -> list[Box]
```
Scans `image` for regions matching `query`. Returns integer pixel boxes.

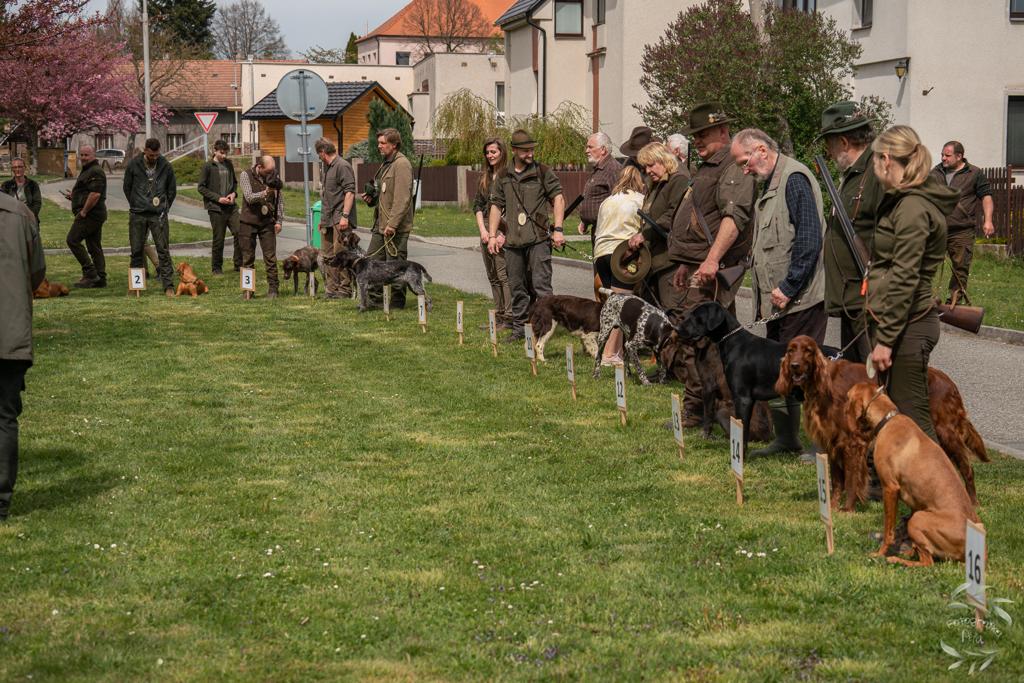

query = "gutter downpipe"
[525,12,547,116]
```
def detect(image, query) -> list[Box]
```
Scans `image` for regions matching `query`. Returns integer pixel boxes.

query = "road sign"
[275,70,329,122]
[284,124,323,163]
[194,112,218,133]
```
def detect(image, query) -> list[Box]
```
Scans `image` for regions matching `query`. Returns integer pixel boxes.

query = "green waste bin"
[310,200,322,249]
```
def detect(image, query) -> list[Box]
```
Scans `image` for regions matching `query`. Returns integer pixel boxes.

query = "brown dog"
[776,336,988,509]
[175,262,209,298]
[33,279,70,299]
[846,383,980,566]
[283,246,320,295]
[529,295,601,361]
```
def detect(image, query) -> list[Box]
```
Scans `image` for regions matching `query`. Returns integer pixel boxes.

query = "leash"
[718,308,788,343]
[364,232,399,259]
[555,240,593,261]
[827,329,866,361]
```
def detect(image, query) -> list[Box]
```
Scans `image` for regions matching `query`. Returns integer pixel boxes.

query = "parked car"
[95,148,126,173]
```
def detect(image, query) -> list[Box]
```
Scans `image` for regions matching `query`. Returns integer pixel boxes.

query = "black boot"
[750,404,802,458]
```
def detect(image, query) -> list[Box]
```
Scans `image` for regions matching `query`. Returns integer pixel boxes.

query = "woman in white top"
[592,164,646,363]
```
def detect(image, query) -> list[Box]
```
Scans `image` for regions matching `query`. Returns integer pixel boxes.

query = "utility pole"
[142,0,153,139]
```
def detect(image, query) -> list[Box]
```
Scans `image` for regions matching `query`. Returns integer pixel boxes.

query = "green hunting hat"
[610,240,652,285]
[817,101,872,140]
[619,126,660,158]
[510,129,538,149]
[681,103,733,136]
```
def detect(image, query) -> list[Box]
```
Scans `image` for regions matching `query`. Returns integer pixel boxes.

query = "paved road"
[42,180,1024,457]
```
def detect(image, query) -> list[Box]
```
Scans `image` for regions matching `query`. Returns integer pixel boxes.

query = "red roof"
[358,0,512,41]
[155,59,307,109]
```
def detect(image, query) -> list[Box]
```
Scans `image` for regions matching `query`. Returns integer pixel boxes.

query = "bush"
[366,99,414,162]
[345,139,370,161]
[171,155,205,184]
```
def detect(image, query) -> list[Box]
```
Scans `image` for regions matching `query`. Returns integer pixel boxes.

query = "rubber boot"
[750,403,802,458]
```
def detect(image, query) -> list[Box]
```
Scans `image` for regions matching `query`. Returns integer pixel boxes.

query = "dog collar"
[869,409,899,442]
[718,324,745,342]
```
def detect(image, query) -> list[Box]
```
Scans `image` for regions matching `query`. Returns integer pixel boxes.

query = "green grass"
[4,254,1023,680]
[936,252,1024,331]
[38,198,214,249]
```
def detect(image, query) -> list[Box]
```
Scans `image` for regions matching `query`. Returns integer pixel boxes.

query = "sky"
[88,0,409,57]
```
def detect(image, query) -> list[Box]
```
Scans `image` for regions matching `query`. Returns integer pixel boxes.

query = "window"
[1012,0,1024,20]
[858,0,872,27]
[555,0,583,36]
[95,133,114,150]
[167,134,186,150]
[220,133,238,145]
[396,51,410,66]
[495,82,505,113]
[594,0,605,26]
[1008,96,1024,166]
[780,0,816,11]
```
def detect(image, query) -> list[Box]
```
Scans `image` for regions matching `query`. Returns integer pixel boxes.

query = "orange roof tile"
[358,0,512,41]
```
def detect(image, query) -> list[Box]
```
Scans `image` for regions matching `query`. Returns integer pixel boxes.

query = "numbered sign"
[816,452,834,555]
[456,300,464,344]
[523,324,536,359]
[671,393,685,460]
[565,344,576,393]
[383,286,391,319]
[129,267,146,294]
[614,363,627,425]
[240,267,256,291]
[488,309,497,356]
[417,294,427,332]
[730,417,744,505]
[965,521,987,611]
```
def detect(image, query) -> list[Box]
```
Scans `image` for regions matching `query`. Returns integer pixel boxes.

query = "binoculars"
[363,181,378,202]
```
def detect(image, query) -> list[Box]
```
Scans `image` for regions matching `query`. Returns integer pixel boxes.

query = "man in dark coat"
[197,138,241,274]
[123,138,177,295]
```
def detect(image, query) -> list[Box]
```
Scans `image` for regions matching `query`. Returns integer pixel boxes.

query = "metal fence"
[980,166,1024,256]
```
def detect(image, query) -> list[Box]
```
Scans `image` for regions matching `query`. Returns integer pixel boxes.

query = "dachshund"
[33,279,70,299]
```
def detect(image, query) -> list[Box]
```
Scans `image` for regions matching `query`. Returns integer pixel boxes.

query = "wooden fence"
[465,169,590,206]
[980,166,1024,256]
[356,163,458,203]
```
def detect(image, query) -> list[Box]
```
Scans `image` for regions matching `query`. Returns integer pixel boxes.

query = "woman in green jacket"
[867,125,958,440]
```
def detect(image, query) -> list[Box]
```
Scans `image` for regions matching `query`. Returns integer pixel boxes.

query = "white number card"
[671,393,684,447]
[614,363,626,410]
[382,286,391,314]
[488,310,497,345]
[965,521,987,610]
[456,300,464,333]
[240,268,255,291]
[565,344,575,384]
[417,294,427,325]
[816,453,832,524]
[730,417,744,481]
[129,267,146,291]
[524,324,536,360]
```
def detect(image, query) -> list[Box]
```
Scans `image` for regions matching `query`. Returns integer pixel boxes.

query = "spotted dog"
[593,293,675,385]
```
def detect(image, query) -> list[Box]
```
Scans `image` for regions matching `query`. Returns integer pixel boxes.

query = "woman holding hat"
[866,125,957,440]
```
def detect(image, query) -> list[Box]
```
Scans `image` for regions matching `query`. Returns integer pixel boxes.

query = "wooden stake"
[488,309,498,357]
[816,453,835,555]
[614,362,627,426]
[730,417,744,506]
[670,393,685,461]
[565,344,576,401]
[456,300,464,345]
[418,294,427,333]
[524,324,537,376]
[383,286,391,321]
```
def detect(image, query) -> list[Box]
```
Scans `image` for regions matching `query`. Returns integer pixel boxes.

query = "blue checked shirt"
[779,173,822,299]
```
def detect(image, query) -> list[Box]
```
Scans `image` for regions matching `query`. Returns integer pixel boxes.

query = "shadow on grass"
[15,448,118,516]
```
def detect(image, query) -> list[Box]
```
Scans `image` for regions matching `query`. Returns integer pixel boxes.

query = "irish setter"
[776,336,988,511]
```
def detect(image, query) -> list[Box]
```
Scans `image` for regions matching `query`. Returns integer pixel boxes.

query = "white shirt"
[593,190,644,259]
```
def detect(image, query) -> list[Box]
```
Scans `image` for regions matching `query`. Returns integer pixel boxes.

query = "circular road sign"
[275,69,329,122]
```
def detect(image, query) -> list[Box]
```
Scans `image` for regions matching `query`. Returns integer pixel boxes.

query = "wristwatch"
[340,211,350,219]
[552,226,564,232]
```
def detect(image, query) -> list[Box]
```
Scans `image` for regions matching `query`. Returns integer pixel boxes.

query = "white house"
[408,52,509,139]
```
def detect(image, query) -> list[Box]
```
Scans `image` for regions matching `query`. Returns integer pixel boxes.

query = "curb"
[44,238,230,256]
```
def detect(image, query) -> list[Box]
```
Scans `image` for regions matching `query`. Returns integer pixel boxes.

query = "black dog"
[676,302,794,451]
[282,246,320,295]
[325,250,432,312]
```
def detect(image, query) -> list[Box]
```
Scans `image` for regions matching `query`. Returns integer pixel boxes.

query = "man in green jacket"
[0,192,46,521]
[818,101,884,363]
[488,129,565,341]
[317,137,357,299]
[123,138,177,295]
[197,139,241,274]
[1,158,42,221]
[361,128,414,308]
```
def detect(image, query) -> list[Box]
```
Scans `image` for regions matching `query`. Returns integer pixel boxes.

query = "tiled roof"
[358,0,512,41]
[158,61,241,109]
[242,81,406,120]
[494,0,544,27]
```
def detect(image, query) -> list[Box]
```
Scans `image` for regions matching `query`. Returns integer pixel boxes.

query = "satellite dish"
[275,69,329,122]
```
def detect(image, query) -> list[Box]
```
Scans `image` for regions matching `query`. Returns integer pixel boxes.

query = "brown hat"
[610,240,652,285]
[619,126,661,158]
[680,103,733,136]
[510,129,538,149]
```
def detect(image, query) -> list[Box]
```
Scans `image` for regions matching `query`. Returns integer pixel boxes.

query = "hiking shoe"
[73,277,100,289]
[266,289,278,299]
[165,288,175,297]
[503,330,525,344]
[212,268,224,275]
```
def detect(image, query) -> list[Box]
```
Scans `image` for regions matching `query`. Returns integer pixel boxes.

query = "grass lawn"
[935,252,1024,332]
[3,254,1023,680]
[38,198,213,249]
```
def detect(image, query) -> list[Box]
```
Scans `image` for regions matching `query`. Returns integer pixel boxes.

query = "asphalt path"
[42,179,1024,457]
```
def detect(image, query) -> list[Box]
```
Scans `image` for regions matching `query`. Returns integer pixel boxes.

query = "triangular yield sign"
[194,112,218,133]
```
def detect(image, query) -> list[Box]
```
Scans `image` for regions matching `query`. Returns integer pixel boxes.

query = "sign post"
[456,300,464,345]
[965,520,987,632]
[240,267,256,298]
[488,310,498,357]
[194,112,218,161]
[383,286,391,321]
[417,294,427,332]
[523,324,537,376]
[128,267,146,298]
[276,69,329,247]
[816,453,834,555]
[614,363,627,426]
[730,417,744,505]
[670,393,685,461]
[565,344,576,400]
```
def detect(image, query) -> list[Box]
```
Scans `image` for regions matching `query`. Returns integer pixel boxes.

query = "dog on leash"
[846,383,980,566]
[325,249,432,313]
[282,246,320,295]
[175,262,209,297]
[592,291,675,385]
[33,279,70,299]
[529,295,601,361]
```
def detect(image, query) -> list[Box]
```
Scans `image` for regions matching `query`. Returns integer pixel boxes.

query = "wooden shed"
[241,81,407,159]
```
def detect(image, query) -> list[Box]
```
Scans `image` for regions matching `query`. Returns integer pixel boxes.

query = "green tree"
[345,32,358,63]
[145,0,217,57]
[638,0,887,157]
[366,98,414,162]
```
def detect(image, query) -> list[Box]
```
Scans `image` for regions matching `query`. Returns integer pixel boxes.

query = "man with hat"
[488,129,565,341]
[818,101,884,363]
[664,103,756,425]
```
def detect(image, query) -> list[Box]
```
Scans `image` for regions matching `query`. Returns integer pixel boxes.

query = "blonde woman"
[867,125,957,440]
[593,165,647,363]
[627,142,689,297]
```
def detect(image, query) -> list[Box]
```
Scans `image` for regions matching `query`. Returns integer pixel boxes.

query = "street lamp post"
[142,0,153,139]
